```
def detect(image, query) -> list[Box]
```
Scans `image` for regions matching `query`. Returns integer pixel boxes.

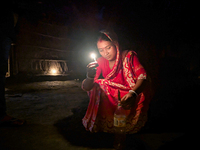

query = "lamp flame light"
[90,53,96,62]
[51,69,57,74]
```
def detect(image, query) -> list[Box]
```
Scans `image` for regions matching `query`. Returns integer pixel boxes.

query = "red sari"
[82,49,151,134]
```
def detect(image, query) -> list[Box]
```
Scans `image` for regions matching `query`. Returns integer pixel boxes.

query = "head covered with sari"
[96,30,122,80]
[82,30,151,133]
[99,29,118,42]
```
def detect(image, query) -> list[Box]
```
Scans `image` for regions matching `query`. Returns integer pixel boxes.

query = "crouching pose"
[82,30,151,133]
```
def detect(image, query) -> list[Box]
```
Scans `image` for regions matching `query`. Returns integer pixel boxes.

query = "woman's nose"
[104,50,109,56]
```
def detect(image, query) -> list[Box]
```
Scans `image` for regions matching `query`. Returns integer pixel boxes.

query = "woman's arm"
[131,79,147,95]
[121,51,147,109]
[121,79,146,100]
[130,52,147,95]
[82,78,95,91]
[120,79,146,109]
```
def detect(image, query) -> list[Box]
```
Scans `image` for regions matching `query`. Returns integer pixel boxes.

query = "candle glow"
[51,69,57,74]
[90,53,96,62]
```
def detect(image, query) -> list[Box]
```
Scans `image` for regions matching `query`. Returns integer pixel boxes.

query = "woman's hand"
[87,62,99,78]
[120,92,137,110]
[82,62,99,91]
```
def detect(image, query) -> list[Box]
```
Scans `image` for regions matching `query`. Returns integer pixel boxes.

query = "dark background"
[4,0,200,133]
[10,0,200,74]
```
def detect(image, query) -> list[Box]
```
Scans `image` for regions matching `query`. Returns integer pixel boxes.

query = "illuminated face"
[97,40,117,61]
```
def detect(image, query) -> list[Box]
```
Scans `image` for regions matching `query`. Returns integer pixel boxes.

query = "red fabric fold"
[82,50,151,133]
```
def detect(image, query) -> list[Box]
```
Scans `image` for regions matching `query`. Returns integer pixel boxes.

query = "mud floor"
[0,79,188,150]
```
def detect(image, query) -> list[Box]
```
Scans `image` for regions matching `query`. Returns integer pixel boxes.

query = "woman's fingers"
[121,96,129,107]
[87,69,96,78]
[87,62,99,68]
[121,93,131,103]
[121,95,127,102]
[120,94,136,109]
[87,62,98,78]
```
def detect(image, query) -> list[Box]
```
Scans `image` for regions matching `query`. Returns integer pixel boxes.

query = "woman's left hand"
[120,92,136,110]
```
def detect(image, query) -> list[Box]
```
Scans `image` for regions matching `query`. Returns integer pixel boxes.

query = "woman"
[82,30,151,134]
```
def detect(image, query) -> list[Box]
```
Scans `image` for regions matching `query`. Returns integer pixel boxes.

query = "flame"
[90,53,96,61]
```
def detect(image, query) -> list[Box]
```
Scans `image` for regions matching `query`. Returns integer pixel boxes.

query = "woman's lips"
[105,56,111,60]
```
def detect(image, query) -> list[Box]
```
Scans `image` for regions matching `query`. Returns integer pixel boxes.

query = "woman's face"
[97,40,117,61]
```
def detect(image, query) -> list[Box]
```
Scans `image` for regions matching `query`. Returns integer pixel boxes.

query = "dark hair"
[97,33,111,42]
[97,30,118,42]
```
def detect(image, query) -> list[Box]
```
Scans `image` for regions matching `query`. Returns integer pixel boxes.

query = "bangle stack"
[129,90,138,97]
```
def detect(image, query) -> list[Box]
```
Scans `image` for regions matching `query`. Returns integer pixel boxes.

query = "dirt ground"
[0,77,191,150]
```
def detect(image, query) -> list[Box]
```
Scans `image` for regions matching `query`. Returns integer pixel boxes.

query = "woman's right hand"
[82,62,99,91]
[87,62,99,78]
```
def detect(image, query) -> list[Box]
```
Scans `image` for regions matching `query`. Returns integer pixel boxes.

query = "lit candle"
[90,53,96,62]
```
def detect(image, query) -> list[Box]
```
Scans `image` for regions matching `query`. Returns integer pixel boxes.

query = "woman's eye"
[107,46,111,49]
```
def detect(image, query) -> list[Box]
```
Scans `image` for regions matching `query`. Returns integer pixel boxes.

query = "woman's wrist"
[86,73,94,80]
[129,90,138,97]
[82,77,94,91]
